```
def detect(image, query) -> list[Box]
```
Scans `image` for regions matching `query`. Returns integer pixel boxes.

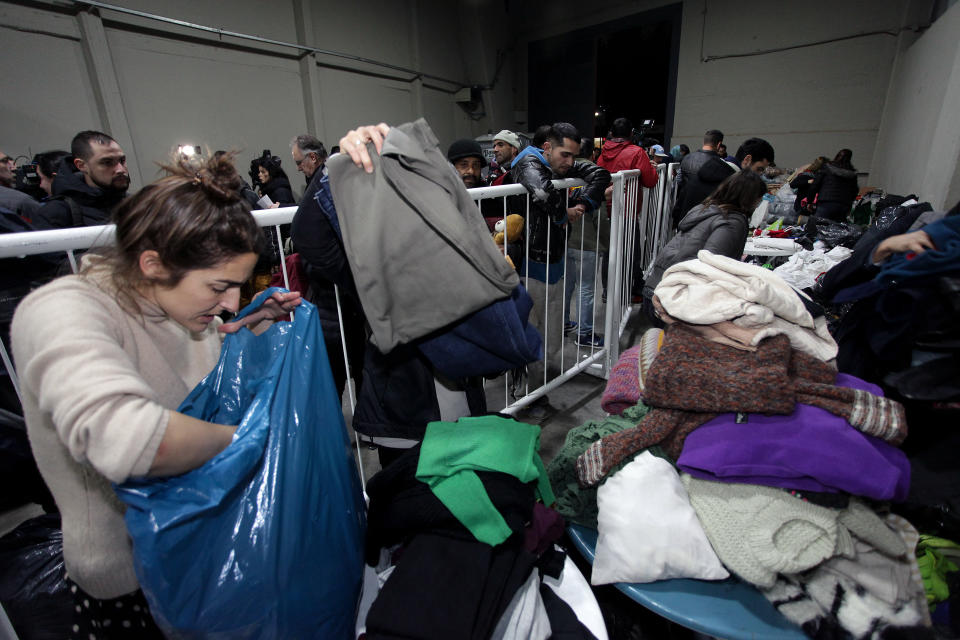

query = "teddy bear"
[493,214,524,247]
[492,214,524,270]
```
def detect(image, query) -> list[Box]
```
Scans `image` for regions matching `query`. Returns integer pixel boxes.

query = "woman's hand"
[871,230,935,264]
[219,290,302,335]
[338,123,391,173]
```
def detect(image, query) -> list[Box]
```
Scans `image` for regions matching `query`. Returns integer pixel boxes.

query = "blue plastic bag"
[115,289,366,639]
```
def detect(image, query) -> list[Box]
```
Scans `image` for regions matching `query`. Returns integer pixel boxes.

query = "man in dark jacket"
[671,129,726,227]
[32,131,129,230]
[511,122,610,386]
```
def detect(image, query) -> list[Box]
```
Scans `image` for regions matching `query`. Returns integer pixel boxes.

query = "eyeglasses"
[0,156,13,164]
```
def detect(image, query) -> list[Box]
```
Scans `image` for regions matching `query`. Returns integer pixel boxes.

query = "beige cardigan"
[11,264,223,598]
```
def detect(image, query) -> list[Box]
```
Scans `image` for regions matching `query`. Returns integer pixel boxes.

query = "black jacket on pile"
[672,150,737,226]
[510,149,610,265]
[813,163,859,208]
[643,203,749,299]
[32,159,127,230]
[259,175,296,206]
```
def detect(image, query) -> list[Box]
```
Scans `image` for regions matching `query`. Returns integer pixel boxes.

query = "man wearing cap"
[489,130,521,187]
[447,138,485,189]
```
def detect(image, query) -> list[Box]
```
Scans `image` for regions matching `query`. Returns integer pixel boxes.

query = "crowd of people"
[2,114,958,640]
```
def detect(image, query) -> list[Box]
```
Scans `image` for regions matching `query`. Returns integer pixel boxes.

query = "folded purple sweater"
[677,374,910,501]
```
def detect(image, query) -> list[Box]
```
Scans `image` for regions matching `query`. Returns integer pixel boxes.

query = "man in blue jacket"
[511,122,610,389]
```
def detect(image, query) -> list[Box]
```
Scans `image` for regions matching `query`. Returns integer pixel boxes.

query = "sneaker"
[576,333,604,348]
[563,321,578,335]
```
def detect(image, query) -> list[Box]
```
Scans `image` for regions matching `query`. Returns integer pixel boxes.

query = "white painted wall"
[671,0,909,173]
[870,0,960,209]
[0,0,502,193]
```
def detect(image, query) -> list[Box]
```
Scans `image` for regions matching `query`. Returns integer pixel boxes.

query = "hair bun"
[171,152,242,204]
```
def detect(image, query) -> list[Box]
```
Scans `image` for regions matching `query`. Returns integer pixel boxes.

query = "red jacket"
[598,139,659,213]
[598,140,659,188]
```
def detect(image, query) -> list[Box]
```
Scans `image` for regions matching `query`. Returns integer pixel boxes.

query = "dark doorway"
[527,3,681,146]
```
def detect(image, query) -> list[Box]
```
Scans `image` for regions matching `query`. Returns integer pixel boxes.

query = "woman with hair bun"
[11,153,300,637]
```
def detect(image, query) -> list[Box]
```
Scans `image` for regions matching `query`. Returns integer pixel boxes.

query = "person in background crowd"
[643,169,767,326]
[289,133,366,404]
[32,131,130,230]
[671,129,726,227]
[255,154,296,207]
[790,156,830,214]
[512,122,610,391]
[717,142,737,164]
[447,139,485,189]
[0,148,41,220]
[11,153,300,638]
[809,148,859,222]
[597,118,660,302]
[291,134,328,186]
[564,136,609,347]
[34,150,70,199]
[489,130,521,186]
[532,124,551,149]
[670,144,690,163]
[734,137,776,174]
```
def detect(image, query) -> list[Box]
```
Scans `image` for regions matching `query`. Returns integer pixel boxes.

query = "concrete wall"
[870,0,960,209]
[0,0,508,192]
[671,0,913,173]
[510,0,920,174]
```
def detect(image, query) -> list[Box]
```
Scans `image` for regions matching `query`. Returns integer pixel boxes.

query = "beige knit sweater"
[11,262,223,599]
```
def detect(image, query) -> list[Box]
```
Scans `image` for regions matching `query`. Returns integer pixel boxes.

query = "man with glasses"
[291,134,328,187]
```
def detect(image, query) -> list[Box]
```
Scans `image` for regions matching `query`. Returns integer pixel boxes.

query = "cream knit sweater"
[11,262,223,599]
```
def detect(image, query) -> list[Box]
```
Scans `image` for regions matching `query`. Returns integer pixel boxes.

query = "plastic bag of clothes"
[0,513,72,640]
[805,217,863,249]
[115,289,366,640]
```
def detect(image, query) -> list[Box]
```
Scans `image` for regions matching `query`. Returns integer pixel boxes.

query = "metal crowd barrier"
[0,166,677,420]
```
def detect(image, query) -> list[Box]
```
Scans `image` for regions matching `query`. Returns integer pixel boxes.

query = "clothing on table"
[416,416,554,547]
[654,249,838,361]
[365,444,535,566]
[490,571,552,640]
[364,530,539,640]
[681,474,906,589]
[328,118,519,353]
[677,373,910,501]
[546,403,655,529]
[11,256,223,599]
[598,329,663,415]
[576,326,907,486]
[762,514,931,640]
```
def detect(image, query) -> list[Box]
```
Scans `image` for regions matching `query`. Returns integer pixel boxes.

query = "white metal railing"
[0,167,677,419]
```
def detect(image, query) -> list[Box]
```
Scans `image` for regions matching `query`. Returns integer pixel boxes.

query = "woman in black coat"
[810,149,859,222]
[642,169,767,326]
[255,155,296,207]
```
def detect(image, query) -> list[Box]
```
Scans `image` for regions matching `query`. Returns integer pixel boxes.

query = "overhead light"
[594,111,600,117]
[178,144,201,157]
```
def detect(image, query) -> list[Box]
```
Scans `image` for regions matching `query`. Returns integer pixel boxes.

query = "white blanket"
[654,250,838,361]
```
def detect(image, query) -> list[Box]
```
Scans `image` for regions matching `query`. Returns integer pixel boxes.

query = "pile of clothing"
[359,415,605,640]
[550,251,933,638]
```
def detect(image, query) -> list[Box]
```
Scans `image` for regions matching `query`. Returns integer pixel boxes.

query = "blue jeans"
[565,247,597,334]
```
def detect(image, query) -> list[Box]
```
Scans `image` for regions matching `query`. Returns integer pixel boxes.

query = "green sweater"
[416,416,555,547]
